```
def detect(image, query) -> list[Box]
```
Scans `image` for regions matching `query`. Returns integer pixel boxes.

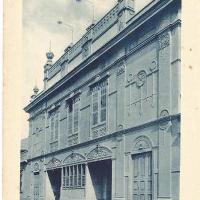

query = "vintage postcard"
[3,0,200,200]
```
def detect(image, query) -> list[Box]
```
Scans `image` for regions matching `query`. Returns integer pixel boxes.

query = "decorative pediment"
[87,145,112,161]
[46,157,61,170]
[133,136,152,152]
[63,153,86,165]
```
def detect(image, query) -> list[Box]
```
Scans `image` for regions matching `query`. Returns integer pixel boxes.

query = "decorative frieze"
[87,145,112,161]
[49,141,58,152]
[91,123,107,139]
[133,136,152,153]
[63,153,86,165]
[68,133,79,146]
[46,157,62,170]
[158,32,170,50]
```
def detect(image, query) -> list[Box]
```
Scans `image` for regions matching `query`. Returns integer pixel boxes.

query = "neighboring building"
[21,0,181,200]
[20,138,28,199]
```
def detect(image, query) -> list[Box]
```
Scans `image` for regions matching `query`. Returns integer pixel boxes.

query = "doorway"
[132,152,152,200]
[88,159,112,200]
[47,168,61,200]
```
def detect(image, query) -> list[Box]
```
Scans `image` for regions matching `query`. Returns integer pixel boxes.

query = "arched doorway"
[131,136,153,200]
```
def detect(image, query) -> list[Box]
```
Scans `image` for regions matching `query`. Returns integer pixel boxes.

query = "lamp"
[75,0,95,23]
[57,20,74,44]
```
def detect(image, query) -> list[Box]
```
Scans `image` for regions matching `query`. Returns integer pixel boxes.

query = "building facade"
[20,0,181,200]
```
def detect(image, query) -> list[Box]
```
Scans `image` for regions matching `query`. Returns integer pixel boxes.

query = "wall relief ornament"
[33,163,40,172]
[87,145,112,161]
[159,109,170,130]
[149,60,158,72]
[63,153,86,165]
[158,32,170,50]
[133,136,152,152]
[117,61,126,76]
[46,157,62,170]
[136,70,146,87]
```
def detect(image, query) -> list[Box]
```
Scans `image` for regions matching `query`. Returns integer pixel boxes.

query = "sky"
[21,0,117,138]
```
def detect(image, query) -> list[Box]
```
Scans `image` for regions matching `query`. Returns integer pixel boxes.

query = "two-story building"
[20,0,181,200]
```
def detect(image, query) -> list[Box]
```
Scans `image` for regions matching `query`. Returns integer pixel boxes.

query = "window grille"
[62,164,86,189]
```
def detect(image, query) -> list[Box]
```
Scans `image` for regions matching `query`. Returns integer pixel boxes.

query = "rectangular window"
[74,101,79,134]
[50,111,59,152]
[50,112,59,142]
[92,89,98,125]
[62,164,85,189]
[67,97,80,135]
[92,80,108,126]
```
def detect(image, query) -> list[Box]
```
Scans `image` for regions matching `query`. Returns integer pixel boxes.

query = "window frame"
[91,80,108,127]
[49,110,60,152]
[62,164,86,190]
[67,96,80,136]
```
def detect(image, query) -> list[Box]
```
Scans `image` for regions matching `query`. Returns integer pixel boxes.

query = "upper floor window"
[50,112,59,142]
[92,80,108,126]
[67,97,80,135]
[49,111,59,152]
[67,95,80,146]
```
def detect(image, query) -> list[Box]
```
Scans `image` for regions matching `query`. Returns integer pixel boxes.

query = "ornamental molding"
[158,32,170,50]
[116,60,126,76]
[132,136,152,153]
[33,162,40,173]
[87,145,112,161]
[46,157,62,170]
[63,152,86,165]
[136,70,147,87]
[159,109,171,130]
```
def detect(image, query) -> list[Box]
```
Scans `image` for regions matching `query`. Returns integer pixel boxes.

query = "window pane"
[68,111,73,135]
[70,166,73,187]
[50,117,54,141]
[66,167,69,187]
[74,102,79,133]
[78,164,81,187]
[55,113,58,140]
[92,91,98,125]
[101,109,106,122]
[82,164,86,187]
[100,85,107,122]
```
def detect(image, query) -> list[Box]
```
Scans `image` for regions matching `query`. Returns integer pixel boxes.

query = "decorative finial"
[49,40,51,51]
[46,41,54,63]
[33,85,39,95]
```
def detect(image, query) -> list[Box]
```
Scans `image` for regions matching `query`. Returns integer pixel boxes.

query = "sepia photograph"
[4,0,186,200]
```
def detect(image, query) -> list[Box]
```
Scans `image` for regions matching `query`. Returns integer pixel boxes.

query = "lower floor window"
[63,164,85,189]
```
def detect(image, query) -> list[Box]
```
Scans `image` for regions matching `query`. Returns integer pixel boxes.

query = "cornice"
[25,113,180,162]
[24,0,178,113]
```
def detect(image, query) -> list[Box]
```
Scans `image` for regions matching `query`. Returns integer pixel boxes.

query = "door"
[88,159,112,200]
[132,152,152,200]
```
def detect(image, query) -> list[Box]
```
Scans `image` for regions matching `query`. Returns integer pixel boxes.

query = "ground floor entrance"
[132,152,152,200]
[47,168,61,200]
[87,159,112,200]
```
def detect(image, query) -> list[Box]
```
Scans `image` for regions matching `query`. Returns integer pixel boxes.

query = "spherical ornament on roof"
[46,51,54,60]
[33,85,39,94]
